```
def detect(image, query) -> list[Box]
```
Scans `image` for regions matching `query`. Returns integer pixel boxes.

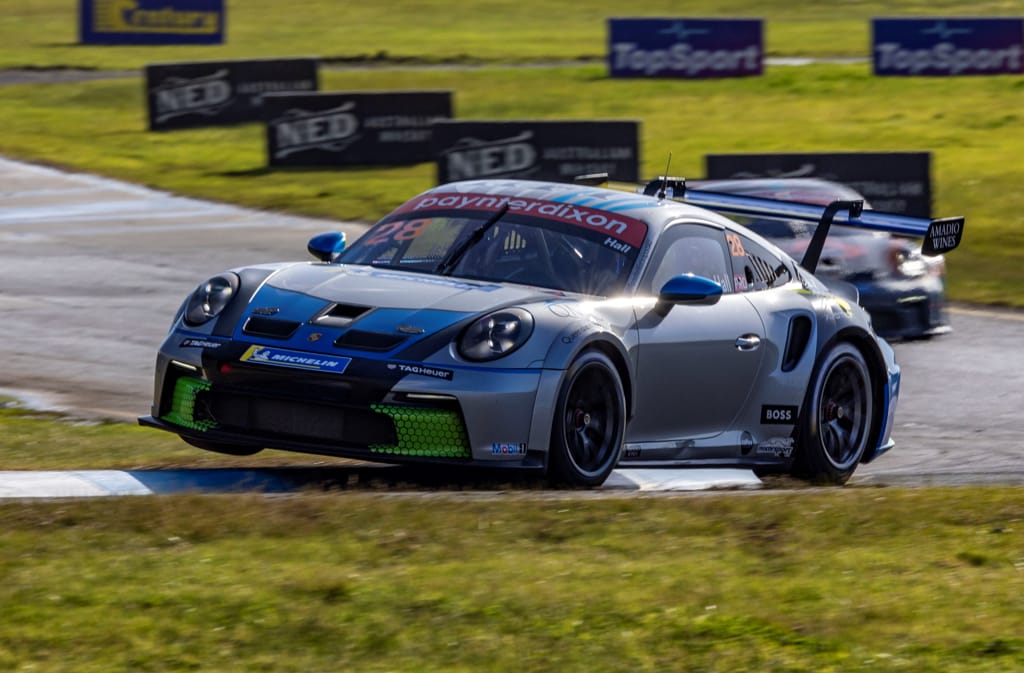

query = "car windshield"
[338,209,642,296]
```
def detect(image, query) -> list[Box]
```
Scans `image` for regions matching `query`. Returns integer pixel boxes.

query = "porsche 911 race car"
[692,178,949,340]
[140,177,964,486]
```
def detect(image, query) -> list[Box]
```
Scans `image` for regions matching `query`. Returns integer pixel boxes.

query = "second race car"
[691,177,950,339]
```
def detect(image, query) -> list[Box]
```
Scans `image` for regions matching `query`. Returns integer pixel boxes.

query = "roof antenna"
[657,152,673,200]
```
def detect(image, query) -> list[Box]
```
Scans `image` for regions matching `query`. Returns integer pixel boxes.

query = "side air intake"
[782,316,813,372]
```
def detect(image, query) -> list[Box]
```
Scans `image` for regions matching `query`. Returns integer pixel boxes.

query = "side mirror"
[307,232,346,262]
[658,273,723,306]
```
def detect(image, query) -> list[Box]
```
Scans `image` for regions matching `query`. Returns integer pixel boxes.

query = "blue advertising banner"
[608,18,763,78]
[80,0,225,45]
[872,17,1024,76]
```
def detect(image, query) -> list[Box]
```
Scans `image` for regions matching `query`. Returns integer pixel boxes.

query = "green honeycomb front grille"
[162,376,217,432]
[369,404,471,459]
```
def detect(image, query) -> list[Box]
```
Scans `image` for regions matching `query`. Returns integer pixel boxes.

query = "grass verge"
[1,488,1023,672]
[0,408,357,469]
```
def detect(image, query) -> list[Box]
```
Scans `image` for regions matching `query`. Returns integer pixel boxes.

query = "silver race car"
[140,178,964,486]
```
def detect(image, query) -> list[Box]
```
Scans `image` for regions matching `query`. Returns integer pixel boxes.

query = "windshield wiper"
[434,203,510,276]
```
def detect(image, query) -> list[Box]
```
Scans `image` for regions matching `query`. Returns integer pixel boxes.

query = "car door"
[629,221,766,443]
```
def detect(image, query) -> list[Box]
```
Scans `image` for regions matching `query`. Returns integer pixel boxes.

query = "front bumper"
[856,276,948,340]
[145,339,551,470]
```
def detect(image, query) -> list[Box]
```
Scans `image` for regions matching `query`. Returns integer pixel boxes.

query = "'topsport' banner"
[80,0,225,45]
[432,121,640,184]
[146,59,319,131]
[705,152,932,217]
[872,17,1024,76]
[608,18,763,78]
[265,91,453,167]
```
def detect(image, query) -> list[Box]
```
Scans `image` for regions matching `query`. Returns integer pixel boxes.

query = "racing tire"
[793,342,874,485]
[548,350,626,487]
[183,437,263,456]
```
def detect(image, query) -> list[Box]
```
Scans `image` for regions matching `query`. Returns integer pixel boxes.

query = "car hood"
[232,262,564,351]
[264,262,560,311]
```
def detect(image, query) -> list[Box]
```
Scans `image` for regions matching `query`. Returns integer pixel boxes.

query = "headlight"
[457,308,534,362]
[888,243,927,279]
[184,273,239,326]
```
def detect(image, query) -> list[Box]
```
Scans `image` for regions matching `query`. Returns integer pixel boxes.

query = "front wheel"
[792,342,874,485]
[548,351,626,487]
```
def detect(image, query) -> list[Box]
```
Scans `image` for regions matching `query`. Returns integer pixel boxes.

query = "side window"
[727,233,793,292]
[640,223,733,295]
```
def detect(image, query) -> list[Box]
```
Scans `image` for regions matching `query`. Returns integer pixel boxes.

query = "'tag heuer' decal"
[393,192,648,248]
[241,345,352,374]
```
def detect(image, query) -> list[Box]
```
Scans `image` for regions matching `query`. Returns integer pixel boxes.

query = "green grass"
[0,408,357,469]
[1,488,1023,672]
[1,64,1022,304]
[2,0,1021,70]
[2,371,1024,672]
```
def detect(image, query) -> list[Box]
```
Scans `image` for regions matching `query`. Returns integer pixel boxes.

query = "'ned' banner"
[80,0,225,45]
[608,18,763,78]
[872,17,1024,76]
[146,59,319,131]
[432,121,640,185]
[704,152,932,218]
[265,91,453,167]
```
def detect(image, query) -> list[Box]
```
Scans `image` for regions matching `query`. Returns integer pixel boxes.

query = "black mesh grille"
[204,391,397,447]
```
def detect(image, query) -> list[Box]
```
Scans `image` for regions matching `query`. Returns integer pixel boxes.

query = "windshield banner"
[391,192,648,248]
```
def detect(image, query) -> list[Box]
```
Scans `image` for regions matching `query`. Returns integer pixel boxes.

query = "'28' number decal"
[363,219,430,247]
[725,233,747,257]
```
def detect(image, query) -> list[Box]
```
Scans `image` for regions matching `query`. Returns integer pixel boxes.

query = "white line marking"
[0,471,153,498]
[609,468,762,491]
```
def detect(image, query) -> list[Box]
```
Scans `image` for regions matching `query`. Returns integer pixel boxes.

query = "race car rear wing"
[680,185,965,273]
[576,173,966,274]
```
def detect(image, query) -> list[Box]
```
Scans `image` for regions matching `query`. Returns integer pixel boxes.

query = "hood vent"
[243,316,301,339]
[314,303,372,328]
[334,330,408,352]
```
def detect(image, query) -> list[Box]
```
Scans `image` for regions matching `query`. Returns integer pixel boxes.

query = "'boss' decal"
[761,405,798,425]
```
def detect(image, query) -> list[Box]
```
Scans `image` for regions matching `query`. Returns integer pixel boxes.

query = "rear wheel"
[549,351,626,487]
[793,342,874,484]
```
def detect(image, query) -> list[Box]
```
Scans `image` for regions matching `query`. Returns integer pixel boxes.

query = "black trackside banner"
[264,91,453,167]
[432,121,640,185]
[146,58,319,131]
[705,151,932,218]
